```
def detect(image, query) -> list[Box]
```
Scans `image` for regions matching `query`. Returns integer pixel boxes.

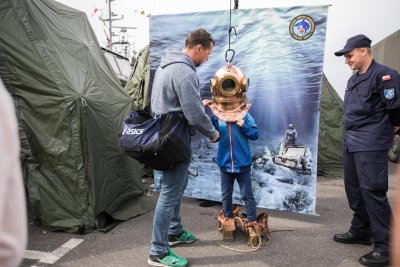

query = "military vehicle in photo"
[273,145,312,175]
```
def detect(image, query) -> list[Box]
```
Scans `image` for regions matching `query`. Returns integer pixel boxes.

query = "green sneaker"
[168,229,196,246]
[148,248,188,267]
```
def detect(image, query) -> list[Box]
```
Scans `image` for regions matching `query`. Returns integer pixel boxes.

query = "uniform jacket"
[211,113,259,172]
[344,60,400,152]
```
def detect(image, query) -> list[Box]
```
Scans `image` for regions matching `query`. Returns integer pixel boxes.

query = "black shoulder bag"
[119,110,190,170]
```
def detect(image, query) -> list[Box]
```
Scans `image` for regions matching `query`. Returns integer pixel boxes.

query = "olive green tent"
[317,74,344,177]
[0,0,155,233]
[125,45,151,113]
[372,29,400,73]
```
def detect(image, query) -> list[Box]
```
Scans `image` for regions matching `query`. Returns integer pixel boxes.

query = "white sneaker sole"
[147,258,187,267]
[168,239,195,247]
[147,258,167,267]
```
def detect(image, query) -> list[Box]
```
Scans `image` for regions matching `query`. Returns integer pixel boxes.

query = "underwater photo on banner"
[150,5,329,215]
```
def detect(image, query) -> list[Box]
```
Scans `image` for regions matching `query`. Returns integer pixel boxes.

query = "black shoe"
[148,251,168,266]
[199,200,219,207]
[333,231,371,245]
[359,251,389,267]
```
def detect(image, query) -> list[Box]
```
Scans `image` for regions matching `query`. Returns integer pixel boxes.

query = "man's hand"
[210,131,220,143]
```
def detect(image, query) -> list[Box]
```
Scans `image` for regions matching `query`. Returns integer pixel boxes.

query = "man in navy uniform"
[333,34,400,267]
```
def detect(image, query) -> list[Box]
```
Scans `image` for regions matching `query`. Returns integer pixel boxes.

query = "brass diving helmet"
[209,64,251,122]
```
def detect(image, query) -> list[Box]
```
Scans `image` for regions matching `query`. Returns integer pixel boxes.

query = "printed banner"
[150,6,329,214]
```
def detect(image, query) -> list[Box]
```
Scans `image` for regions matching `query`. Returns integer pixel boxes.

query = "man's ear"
[361,48,368,55]
[195,44,202,52]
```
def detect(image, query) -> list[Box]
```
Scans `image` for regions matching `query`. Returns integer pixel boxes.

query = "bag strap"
[157,113,187,138]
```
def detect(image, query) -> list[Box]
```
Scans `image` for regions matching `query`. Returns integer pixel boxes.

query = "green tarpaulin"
[124,45,151,113]
[0,0,155,233]
[317,74,344,177]
[372,29,400,73]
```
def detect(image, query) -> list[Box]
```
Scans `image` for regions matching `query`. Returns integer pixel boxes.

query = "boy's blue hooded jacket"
[211,113,259,173]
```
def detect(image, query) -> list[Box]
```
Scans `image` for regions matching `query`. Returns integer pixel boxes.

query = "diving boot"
[256,213,270,241]
[217,205,240,231]
[245,213,270,247]
[244,221,263,247]
[217,213,236,241]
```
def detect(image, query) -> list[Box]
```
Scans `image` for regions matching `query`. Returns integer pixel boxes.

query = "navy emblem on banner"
[289,15,315,41]
[384,88,395,99]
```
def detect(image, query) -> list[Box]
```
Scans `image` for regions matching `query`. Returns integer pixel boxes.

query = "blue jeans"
[150,154,191,255]
[220,170,257,222]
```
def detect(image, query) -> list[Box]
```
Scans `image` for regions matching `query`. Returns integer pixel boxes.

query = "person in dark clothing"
[333,34,400,267]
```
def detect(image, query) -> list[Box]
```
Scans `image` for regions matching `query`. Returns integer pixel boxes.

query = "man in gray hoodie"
[148,29,219,267]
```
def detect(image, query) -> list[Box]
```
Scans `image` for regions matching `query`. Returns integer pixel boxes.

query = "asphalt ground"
[21,163,398,267]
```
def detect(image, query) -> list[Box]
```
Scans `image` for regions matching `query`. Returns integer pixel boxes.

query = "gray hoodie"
[151,48,216,139]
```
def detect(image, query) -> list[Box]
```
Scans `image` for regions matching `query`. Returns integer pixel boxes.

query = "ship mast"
[99,0,137,58]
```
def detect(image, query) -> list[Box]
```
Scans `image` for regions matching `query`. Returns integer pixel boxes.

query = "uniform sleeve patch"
[383,88,395,99]
[382,75,391,81]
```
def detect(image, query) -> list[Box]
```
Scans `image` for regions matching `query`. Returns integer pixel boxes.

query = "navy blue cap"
[334,34,372,56]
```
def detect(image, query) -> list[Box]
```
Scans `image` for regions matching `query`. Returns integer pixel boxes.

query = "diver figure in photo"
[284,123,297,147]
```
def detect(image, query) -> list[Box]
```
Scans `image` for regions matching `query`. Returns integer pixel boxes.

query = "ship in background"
[97,0,150,63]
[96,0,150,86]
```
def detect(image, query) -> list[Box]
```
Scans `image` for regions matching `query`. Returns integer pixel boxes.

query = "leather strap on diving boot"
[217,214,236,241]
[256,213,270,238]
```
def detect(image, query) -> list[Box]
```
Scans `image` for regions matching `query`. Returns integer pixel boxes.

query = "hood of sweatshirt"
[160,48,196,71]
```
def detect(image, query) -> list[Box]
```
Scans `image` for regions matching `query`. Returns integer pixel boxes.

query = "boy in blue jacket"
[211,112,259,238]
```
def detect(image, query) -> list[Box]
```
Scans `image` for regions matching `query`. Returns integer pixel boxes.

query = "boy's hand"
[202,99,212,106]
[210,131,220,143]
[237,119,244,127]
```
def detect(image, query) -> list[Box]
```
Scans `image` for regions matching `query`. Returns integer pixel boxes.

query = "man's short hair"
[185,28,215,49]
